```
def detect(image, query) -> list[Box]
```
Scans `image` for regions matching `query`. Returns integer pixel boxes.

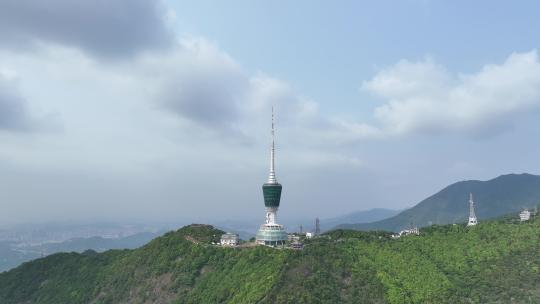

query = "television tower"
[255,107,287,246]
[467,193,478,226]
[315,218,320,235]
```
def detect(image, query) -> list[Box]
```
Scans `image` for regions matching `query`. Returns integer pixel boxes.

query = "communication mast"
[467,193,478,226]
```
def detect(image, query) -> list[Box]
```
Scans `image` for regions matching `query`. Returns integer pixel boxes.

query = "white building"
[290,240,304,250]
[519,209,531,222]
[220,233,240,247]
[400,227,419,236]
[288,234,300,242]
[305,232,314,239]
[393,226,420,238]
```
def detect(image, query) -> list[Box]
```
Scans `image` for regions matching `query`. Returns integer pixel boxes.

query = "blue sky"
[1,0,540,225]
[169,0,540,113]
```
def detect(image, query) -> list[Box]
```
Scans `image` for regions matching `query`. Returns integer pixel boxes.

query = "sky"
[2,0,540,225]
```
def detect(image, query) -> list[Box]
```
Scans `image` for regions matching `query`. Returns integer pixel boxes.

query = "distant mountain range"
[317,208,400,231]
[337,173,540,232]
[0,231,162,272]
[0,207,400,272]
[214,208,400,237]
[38,232,162,253]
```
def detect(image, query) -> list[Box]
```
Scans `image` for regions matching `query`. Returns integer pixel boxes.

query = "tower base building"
[255,223,287,246]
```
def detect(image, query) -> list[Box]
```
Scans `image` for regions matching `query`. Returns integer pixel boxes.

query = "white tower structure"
[265,109,278,225]
[255,107,287,246]
[467,193,478,226]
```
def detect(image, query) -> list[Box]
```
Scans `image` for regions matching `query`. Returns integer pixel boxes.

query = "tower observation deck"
[256,108,287,246]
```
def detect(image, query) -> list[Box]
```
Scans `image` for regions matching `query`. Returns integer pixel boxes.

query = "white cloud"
[0,37,372,223]
[361,50,540,137]
[143,38,249,132]
[247,75,318,120]
[0,37,348,165]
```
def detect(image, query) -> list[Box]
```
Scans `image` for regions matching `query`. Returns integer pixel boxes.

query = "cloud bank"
[0,0,539,224]
[362,50,540,138]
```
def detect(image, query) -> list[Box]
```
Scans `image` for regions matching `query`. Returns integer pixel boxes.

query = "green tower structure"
[262,183,282,208]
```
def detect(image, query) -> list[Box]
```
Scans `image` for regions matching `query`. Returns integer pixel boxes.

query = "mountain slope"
[338,173,540,232]
[0,218,539,303]
[320,208,400,230]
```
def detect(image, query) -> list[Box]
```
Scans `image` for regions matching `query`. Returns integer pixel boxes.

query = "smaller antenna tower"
[467,193,478,226]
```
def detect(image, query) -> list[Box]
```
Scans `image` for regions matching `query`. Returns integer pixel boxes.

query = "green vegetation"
[0,218,539,303]
[339,173,540,231]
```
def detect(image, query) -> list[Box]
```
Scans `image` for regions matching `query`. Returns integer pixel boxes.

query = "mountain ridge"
[337,173,540,232]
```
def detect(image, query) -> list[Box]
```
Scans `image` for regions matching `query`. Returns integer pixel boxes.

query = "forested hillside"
[0,218,539,304]
[339,173,540,232]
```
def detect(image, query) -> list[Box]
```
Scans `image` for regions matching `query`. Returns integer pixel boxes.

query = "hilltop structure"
[467,193,478,226]
[255,108,288,246]
[392,223,420,238]
[519,209,531,222]
[220,233,240,247]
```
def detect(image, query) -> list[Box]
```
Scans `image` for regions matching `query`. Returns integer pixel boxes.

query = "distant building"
[401,227,419,236]
[393,226,420,238]
[220,233,240,247]
[467,193,478,226]
[315,218,320,235]
[288,234,300,243]
[305,232,314,239]
[290,240,304,250]
[519,209,531,222]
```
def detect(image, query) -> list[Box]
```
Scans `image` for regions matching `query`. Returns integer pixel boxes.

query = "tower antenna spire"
[268,106,277,184]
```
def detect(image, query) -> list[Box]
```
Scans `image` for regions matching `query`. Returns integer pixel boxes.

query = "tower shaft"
[265,207,278,224]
